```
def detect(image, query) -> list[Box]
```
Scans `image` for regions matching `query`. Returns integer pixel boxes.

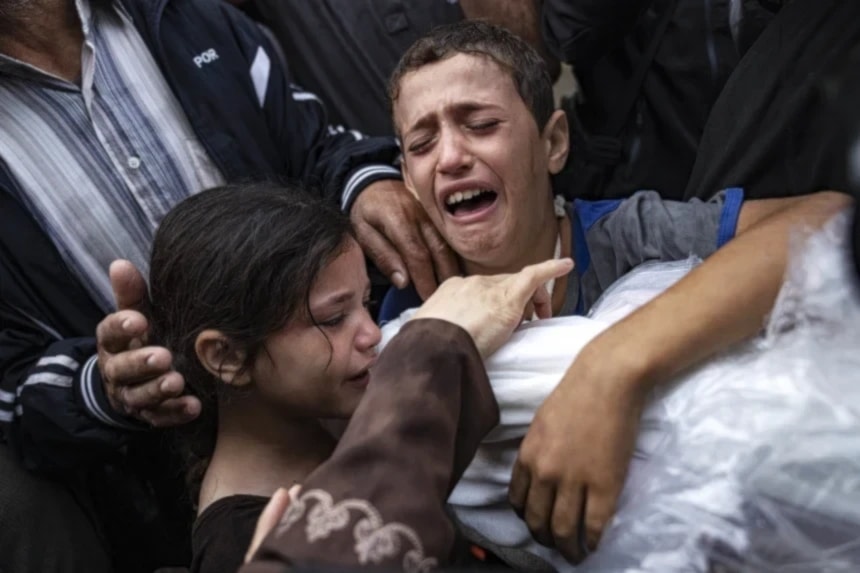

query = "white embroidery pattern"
[277,488,438,573]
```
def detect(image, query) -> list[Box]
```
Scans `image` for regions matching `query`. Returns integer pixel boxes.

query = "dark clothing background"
[0,443,112,573]
[543,0,751,200]
[544,0,742,200]
[683,0,860,200]
[253,0,464,135]
[192,495,267,573]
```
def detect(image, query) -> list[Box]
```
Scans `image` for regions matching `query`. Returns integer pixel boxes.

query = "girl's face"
[250,239,381,418]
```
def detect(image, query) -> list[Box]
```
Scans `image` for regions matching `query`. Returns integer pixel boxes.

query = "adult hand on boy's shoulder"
[509,346,647,564]
[96,260,201,428]
[351,180,459,300]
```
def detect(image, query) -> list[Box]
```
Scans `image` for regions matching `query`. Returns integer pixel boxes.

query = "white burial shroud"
[379,212,860,572]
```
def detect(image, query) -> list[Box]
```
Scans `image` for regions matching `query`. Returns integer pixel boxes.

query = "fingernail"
[146,354,157,367]
[122,318,132,330]
[392,271,406,288]
[160,378,171,393]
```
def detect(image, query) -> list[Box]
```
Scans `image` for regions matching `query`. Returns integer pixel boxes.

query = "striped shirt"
[0,0,225,312]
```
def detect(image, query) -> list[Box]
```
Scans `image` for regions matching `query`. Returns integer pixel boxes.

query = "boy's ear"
[542,109,570,175]
[195,330,251,387]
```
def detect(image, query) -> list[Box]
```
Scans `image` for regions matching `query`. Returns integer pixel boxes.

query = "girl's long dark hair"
[148,182,354,502]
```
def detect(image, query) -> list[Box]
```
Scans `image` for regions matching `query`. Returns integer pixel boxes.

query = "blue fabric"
[378,285,422,324]
[568,203,589,315]
[570,199,623,315]
[570,202,591,275]
[717,187,745,248]
[572,198,624,232]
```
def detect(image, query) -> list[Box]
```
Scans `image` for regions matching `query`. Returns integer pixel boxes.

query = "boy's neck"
[465,196,562,273]
[461,204,571,316]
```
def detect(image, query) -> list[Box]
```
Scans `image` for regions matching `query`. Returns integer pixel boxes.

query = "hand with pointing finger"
[413,258,574,358]
[95,260,201,427]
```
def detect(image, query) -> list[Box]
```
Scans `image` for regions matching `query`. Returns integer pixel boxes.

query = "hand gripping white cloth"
[379,212,860,572]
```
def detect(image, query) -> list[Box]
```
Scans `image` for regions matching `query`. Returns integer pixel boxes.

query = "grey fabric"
[0,442,111,573]
[576,190,731,312]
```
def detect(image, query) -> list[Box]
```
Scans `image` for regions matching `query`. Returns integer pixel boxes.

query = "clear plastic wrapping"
[583,212,860,572]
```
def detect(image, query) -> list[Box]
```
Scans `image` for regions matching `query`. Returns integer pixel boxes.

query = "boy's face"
[394,53,566,269]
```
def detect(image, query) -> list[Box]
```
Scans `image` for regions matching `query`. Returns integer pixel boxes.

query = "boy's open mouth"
[444,188,498,217]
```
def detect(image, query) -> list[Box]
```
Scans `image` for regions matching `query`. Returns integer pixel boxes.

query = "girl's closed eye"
[318,314,346,328]
[322,298,374,326]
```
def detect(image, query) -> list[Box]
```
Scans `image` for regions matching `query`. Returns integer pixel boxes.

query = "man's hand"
[509,348,646,563]
[95,260,200,427]
[350,180,459,300]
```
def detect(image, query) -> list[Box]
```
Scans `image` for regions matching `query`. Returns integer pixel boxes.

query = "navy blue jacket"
[0,0,401,472]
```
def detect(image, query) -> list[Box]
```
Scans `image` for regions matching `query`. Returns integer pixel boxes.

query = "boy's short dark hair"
[389,20,555,131]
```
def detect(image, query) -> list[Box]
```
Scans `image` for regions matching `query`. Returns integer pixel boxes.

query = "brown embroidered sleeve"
[240,318,499,572]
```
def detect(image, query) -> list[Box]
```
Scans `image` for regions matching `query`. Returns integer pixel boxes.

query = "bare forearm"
[577,191,853,391]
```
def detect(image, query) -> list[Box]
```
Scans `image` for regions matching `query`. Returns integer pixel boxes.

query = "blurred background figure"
[681,0,860,201]
[543,0,860,202]
[232,0,559,135]
[542,0,775,201]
